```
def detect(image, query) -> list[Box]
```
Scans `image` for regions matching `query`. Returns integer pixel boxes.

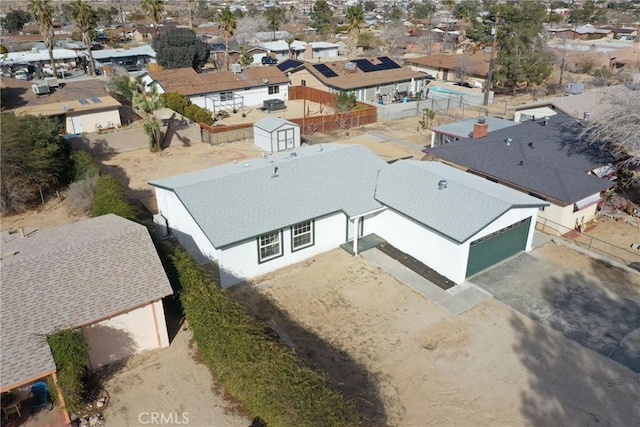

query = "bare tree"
[580,85,640,189]
[381,22,409,56]
[454,56,471,83]
[234,15,268,45]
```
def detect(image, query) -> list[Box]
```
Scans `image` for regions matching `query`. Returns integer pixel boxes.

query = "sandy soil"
[232,248,640,427]
[102,325,251,427]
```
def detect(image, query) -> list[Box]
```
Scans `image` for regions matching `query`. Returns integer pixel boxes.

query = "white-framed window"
[291,220,314,251]
[268,85,280,95]
[220,92,234,101]
[258,231,282,263]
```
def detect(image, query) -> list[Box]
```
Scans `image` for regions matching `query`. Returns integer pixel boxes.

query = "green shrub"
[171,248,361,427]
[47,329,89,414]
[160,92,213,125]
[91,175,136,220]
[70,151,100,182]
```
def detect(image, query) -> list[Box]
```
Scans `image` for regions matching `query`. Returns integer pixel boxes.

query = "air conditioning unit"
[345,62,357,71]
[231,63,242,73]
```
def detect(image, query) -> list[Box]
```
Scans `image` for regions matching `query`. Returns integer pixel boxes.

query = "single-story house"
[253,117,301,153]
[91,44,157,69]
[404,51,491,88]
[548,25,613,40]
[430,116,521,147]
[149,144,546,288]
[286,57,431,102]
[140,66,290,114]
[0,214,173,417]
[1,78,122,134]
[424,115,616,234]
[513,84,635,122]
[0,48,79,71]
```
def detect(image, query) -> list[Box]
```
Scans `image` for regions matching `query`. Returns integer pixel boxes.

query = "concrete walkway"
[362,248,491,315]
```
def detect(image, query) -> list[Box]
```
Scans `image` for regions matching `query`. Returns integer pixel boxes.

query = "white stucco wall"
[216,211,347,287]
[66,109,121,134]
[193,83,289,110]
[375,207,538,283]
[538,200,599,235]
[83,300,169,369]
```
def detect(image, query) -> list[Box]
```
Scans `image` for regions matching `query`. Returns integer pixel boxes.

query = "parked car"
[14,69,30,80]
[261,56,278,65]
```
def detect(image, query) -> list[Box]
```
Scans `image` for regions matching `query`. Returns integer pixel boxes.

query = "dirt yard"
[232,247,640,426]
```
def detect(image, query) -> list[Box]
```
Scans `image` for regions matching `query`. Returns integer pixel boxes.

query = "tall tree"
[467,2,553,95]
[28,0,58,78]
[1,9,32,33]
[95,6,113,26]
[70,0,97,77]
[218,8,236,71]
[264,7,285,41]
[131,81,163,152]
[141,0,164,36]
[152,27,209,71]
[285,36,295,59]
[238,46,254,67]
[412,3,434,19]
[1,113,71,214]
[345,6,364,59]
[186,0,194,28]
[311,0,334,36]
[288,4,296,24]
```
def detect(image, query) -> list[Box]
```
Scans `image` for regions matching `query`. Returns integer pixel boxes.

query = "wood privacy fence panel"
[288,86,337,105]
[289,108,377,135]
[199,123,253,145]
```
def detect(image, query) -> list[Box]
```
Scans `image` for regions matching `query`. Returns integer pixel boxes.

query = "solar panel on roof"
[277,59,303,72]
[91,97,102,103]
[353,59,378,72]
[377,56,401,69]
[312,63,338,78]
[78,99,89,105]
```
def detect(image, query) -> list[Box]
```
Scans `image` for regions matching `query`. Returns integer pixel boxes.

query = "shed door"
[277,128,294,151]
[466,217,530,277]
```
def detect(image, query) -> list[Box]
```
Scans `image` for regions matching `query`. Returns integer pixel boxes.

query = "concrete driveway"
[471,245,640,373]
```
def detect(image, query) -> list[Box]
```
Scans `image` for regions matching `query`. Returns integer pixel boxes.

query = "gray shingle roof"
[0,215,173,390]
[432,117,520,139]
[254,117,300,133]
[376,161,546,243]
[149,144,387,248]
[424,115,616,206]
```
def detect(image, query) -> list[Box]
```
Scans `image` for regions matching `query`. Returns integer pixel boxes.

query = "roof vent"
[271,166,279,177]
[542,116,549,126]
[528,142,533,149]
[477,116,486,124]
[437,179,447,190]
[504,138,512,146]
[583,112,590,121]
[262,77,269,84]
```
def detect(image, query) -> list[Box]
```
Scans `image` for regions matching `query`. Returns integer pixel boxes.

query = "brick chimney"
[304,43,313,60]
[473,117,488,139]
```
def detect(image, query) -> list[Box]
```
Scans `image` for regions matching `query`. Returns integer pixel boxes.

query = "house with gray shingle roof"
[0,214,173,407]
[149,144,545,287]
[424,115,616,235]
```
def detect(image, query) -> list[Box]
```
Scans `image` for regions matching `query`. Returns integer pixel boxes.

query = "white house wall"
[83,300,169,370]
[375,207,538,283]
[155,188,219,263]
[66,109,121,134]
[216,211,347,287]
[193,83,289,110]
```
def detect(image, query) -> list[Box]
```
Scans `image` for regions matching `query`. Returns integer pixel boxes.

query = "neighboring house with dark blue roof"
[424,115,616,234]
[149,144,545,287]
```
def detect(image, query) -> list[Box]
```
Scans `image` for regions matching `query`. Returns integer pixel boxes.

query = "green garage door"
[466,217,531,277]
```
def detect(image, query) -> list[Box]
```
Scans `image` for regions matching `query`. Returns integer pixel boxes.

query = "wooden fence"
[199,86,378,141]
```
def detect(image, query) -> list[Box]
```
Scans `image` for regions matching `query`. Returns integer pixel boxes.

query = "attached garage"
[466,217,531,277]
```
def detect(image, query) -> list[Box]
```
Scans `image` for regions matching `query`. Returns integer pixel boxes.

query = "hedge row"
[171,248,362,427]
[91,175,136,220]
[160,92,213,125]
[47,329,89,414]
[70,151,100,182]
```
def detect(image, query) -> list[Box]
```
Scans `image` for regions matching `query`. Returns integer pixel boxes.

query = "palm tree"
[28,0,57,78]
[141,0,164,36]
[70,0,97,77]
[345,6,364,59]
[218,8,236,71]
[285,36,294,59]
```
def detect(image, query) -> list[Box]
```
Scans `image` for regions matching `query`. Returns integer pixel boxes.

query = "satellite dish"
[262,78,269,84]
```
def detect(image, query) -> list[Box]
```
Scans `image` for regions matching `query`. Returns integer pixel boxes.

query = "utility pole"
[483,13,500,106]
[118,0,126,45]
